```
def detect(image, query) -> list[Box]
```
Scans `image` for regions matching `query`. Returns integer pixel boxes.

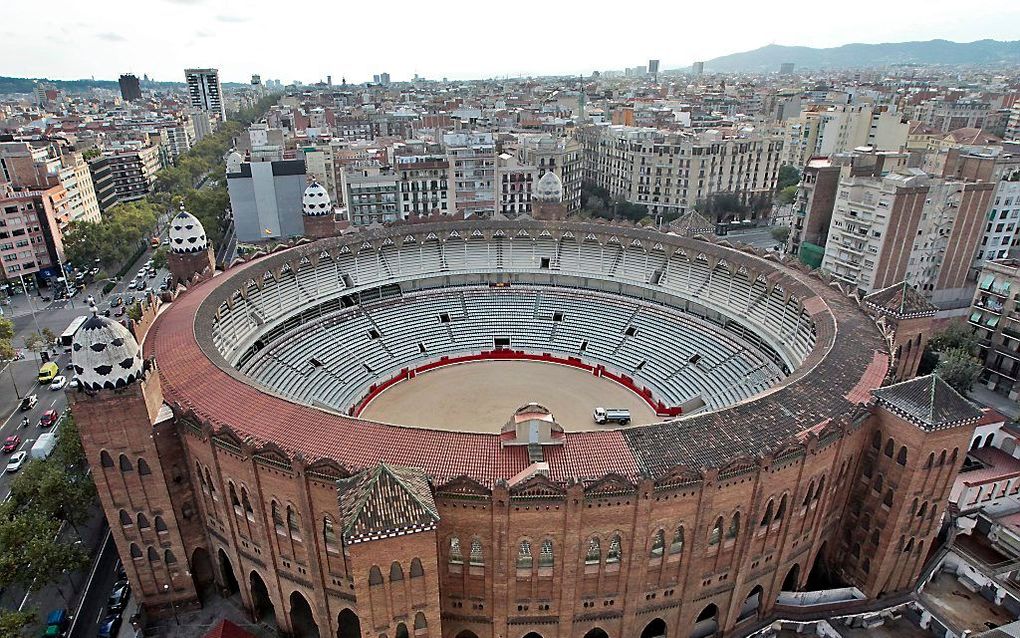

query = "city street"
[0,235,169,630]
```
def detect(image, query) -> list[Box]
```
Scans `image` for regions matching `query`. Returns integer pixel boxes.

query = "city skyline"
[2,0,1019,84]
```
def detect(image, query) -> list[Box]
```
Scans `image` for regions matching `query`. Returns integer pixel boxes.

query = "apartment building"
[0,141,101,228]
[975,164,1020,265]
[914,99,992,133]
[394,153,453,218]
[822,169,994,306]
[443,132,495,218]
[342,164,400,226]
[578,124,783,220]
[88,145,161,211]
[511,134,582,213]
[495,155,535,218]
[0,183,67,282]
[968,259,1020,399]
[185,68,226,121]
[780,104,908,169]
[118,74,142,102]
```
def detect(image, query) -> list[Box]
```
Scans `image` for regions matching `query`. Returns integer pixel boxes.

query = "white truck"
[593,407,631,425]
[31,432,57,461]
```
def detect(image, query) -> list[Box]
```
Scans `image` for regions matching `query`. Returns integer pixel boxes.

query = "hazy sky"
[3,0,1018,83]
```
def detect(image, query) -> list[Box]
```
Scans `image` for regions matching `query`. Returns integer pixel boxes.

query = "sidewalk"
[969,384,1020,420]
[129,594,277,638]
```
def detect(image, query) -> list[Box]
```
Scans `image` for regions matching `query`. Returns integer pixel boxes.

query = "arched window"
[137,513,150,528]
[448,537,463,564]
[390,562,404,581]
[896,446,908,466]
[130,543,142,559]
[871,430,881,449]
[803,482,815,506]
[861,514,871,530]
[287,505,301,539]
[870,529,880,546]
[884,438,894,458]
[410,558,424,577]
[904,538,914,552]
[761,500,774,527]
[883,489,894,507]
[874,474,884,492]
[271,501,284,533]
[154,516,167,533]
[229,483,240,512]
[862,459,874,478]
[539,539,554,567]
[165,549,177,564]
[242,489,254,518]
[517,540,533,569]
[972,435,983,450]
[951,448,959,463]
[862,558,871,573]
[815,477,825,500]
[727,512,741,539]
[414,612,427,631]
[926,452,935,468]
[204,468,215,493]
[469,539,483,566]
[669,526,684,554]
[986,434,996,448]
[776,495,788,521]
[147,546,159,562]
[850,543,860,558]
[119,455,133,472]
[909,498,918,514]
[938,450,946,465]
[709,517,723,545]
[138,458,151,476]
[369,566,383,585]
[323,518,338,552]
[119,510,132,526]
[930,504,938,520]
[918,502,928,518]
[585,537,601,564]
[650,530,665,557]
[100,451,114,468]
[606,535,622,563]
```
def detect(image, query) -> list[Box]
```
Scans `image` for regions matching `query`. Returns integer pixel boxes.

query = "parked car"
[126,295,136,305]
[44,609,69,638]
[50,375,67,390]
[6,451,27,473]
[111,296,123,308]
[97,614,121,638]
[107,579,131,613]
[114,306,126,317]
[2,435,20,454]
[39,409,58,427]
[18,395,37,411]
[127,280,137,290]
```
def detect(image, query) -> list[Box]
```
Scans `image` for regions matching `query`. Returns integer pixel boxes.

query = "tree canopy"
[62,200,158,271]
[936,347,983,395]
[777,165,801,190]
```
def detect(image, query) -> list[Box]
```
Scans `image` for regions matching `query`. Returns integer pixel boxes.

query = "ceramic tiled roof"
[336,463,439,544]
[148,220,889,484]
[872,374,982,431]
[864,281,937,318]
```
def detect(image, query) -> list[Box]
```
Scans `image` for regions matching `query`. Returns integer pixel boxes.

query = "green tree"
[0,609,35,638]
[776,184,798,205]
[0,317,13,343]
[151,246,168,270]
[777,165,801,190]
[0,509,90,595]
[8,461,95,536]
[696,192,747,223]
[929,323,978,353]
[128,302,142,322]
[22,333,48,361]
[771,226,791,243]
[82,148,101,161]
[936,348,983,395]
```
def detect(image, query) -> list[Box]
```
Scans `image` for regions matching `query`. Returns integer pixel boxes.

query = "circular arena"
[81,217,974,638]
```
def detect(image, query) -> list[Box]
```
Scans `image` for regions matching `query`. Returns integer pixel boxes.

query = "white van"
[31,432,57,461]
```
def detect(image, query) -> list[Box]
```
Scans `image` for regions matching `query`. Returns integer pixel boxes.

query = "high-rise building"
[692,61,704,75]
[821,169,995,305]
[118,74,142,102]
[780,62,795,75]
[648,59,660,78]
[225,157,307,242]
[342,165,401,226]
[443,132,495,218]
[184,68,226,121]
[88,146,161,211]
[0,183,67,282]
[251,74,261,86]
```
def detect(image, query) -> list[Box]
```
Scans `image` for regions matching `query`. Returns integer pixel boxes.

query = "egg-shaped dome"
[169,209,208,254]
[71,311,144,392]
[534,171,563,203]
[226,150,243,173]
[302,181,332,216]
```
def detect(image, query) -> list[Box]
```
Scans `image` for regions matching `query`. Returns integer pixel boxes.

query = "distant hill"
[0,76,249,96]
[701,39,1020,73]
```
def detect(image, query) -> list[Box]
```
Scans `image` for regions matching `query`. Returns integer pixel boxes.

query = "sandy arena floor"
[359,360,658,432]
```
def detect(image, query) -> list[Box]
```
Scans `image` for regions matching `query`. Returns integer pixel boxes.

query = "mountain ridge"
[699,39,1020,73]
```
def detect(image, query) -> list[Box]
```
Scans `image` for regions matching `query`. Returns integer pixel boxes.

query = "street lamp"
[163,583,180,626]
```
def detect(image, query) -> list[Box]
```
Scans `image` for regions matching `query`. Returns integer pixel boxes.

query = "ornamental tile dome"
[71,310,144,392]
[169,209,208,254]
[534,171,563,203]
[302,181,332,216]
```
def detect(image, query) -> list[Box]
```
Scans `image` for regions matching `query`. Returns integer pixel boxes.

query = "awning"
[971,311,983,323]
[987,316,1000,328]
[980,274,995,290]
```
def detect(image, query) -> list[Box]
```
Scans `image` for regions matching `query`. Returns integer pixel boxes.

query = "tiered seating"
[214,235,818,404]
[241,286,782,414]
